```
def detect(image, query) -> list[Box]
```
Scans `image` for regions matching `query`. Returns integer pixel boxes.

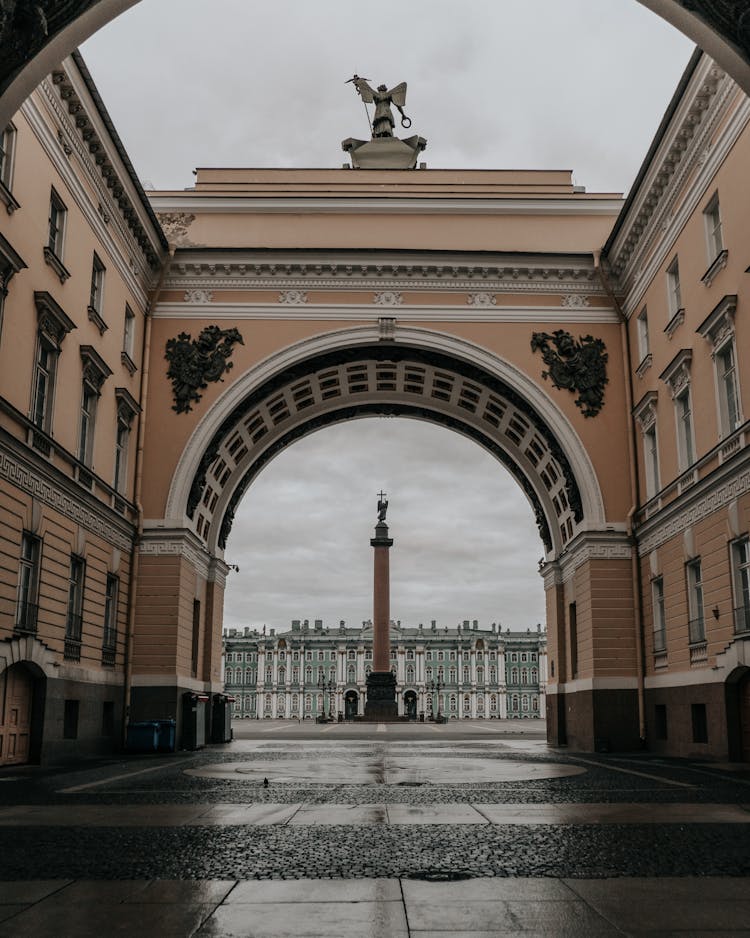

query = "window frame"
[102,573,118,666]
[686,558,705,645]
[64,555,86,661]
[0,121,17,192]
[16,531,41,634]
[703,191,723,261]
[652,576,666,653]
[666,256,682,318]
[730,536,750,635]
[47,188,67,260]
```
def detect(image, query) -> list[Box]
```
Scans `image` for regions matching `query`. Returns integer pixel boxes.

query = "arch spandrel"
[162,325,607,560]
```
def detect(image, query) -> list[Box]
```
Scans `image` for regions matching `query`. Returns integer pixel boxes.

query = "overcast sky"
[82,1,694,632]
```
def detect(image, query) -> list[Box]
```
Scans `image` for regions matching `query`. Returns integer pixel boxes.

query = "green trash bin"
[126,721,159,752]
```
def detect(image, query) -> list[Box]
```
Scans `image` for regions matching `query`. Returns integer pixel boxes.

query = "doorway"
[0,664,34,766]
[404,690,417,720]
[344,690,359,720]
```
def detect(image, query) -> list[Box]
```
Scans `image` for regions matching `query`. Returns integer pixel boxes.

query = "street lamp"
[428,677,443,722]
[317,674,335,721]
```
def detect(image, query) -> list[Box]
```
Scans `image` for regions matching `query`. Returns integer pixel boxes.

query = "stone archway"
[132,324,635,752]
[1,1,750,127]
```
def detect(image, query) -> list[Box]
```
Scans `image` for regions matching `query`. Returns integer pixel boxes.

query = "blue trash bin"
[126,721,159,752]
[156,719,176,752]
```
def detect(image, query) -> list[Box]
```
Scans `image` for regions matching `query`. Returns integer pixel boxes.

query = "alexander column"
[364,491,398,720]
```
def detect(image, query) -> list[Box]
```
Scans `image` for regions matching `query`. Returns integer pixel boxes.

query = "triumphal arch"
[126,150,633,750]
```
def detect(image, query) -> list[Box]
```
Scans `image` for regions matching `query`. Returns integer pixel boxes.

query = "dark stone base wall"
[645,682,731,760]
[40,676,123,765]
[546,687,641,752]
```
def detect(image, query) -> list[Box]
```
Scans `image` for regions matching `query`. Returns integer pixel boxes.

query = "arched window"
[477,652,484,663]
[522,695,529,711]
[450,651,456,661]
[521,653,528,662]
[305,666,312,682]
[462,667,469,682]
[490,694,497,712]
[277,696,285,713]
[438,667,444,681]
[531,668,538,683]
[490,652,496,662]
[278,668,286,684]
[245,668,252,683]
[477,667,484,684]
[306,651,312,661]
[305,694,312,711]
[293,651,299,661]
[407,649,414,660]
[438,651,444,662]
[533,697,539,711]
[292,694,298,711]
[477,696,484,711]
[318,651,324,660]
[406,665,415,682]
[489,668,496,683]
[348,650,356,660]
[292,668,299,683]
[329,669,335,682]
[449,694,457,712]
[279,651,285,661]
[225,669,233,683]
[426,667,432,681]
[347,666,355,683]
[511,668,518,683]
[463,651,470,662]
[449,668,456,683]
[265,668,272,683]
[521,669,528,684]
[264,694,272,711]
[390,649,397,660]
[365,665,372,676]
[463,695,471,711]
[426,651,432,661]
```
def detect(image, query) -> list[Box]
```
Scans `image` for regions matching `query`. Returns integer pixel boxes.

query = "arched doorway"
[404,690,417,721]
[344,690,359,720]
[0,663,35,766]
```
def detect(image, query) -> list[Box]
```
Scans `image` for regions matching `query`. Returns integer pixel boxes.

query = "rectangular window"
[48,189,67,258]
[78,384,98,465]
[569,602,578,678]
[16,532,41,634]
[654,704,668,740]
[666,257,682,317]
[191,599,201,677]
[644,425,660,499]
[703,192,723,260]
[731,536,750,635]
[89,253,106,314]
[102,574,118,666]
[63,699,79,739]
[691,702,708,744]
[64,555,85,661]
[113,417,130,493]
[716,343,741,435]
[637,307,650,361]
[0,122,16,190]
[32,337,58,433]
[653,576,666,653]
[686,559,705,645]
[123,305,135,358]
[676,389,695,469]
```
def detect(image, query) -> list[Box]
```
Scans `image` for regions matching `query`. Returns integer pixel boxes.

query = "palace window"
[697,296,742,438]
[64,555,85,661]
[438,667,444,681]
[47,188,67,259]
[463,695,470,711]
[703,192,723,260]
[533,697,539,711]
[426,667,432,680]
[717,344,741,435]
[438,651,444,662]
[246,668,253,683]
[78,383,98,467]
[225,669,233,684]
[449,695,457,712]
[31,336,58,437]
[122,304,136,364]
[489,668,496,683]
[511,694,519,711]
[531,668,538,683]
[686,559,705,645]
[522,696,529,711]
[521,669,528,684]
[653,576,666,653]
[88,253,106,329]
[644,424,660,499]
[406,665,414,682]
[450,651,456,661]
[450,667,456,683]
[348,650,355,660]
[318,651,324,660]
[0,122,17,193]
[407,649,414,660]
[305,695,311,711]
[266,668,272,683]
[477,667,484,684]
[637,307,650,362]
[305,666,312,682]
[666,256,682,318]
[347,666,355,682]
[490,694,497,712]
[477,696,484,711]
[102,574,118,666]
[16,531,41,635]
[462,667,469,682]
[511,668,518,683]
[731,537,750,635]
[676,388,695,469]
[521,653,527,662]
[278,668,286,683]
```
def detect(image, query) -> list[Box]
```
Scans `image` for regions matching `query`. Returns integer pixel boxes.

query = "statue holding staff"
[347,75,411,139]
[377,491,389,522]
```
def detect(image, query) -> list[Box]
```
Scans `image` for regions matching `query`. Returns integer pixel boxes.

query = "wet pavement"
[0,719,749,935]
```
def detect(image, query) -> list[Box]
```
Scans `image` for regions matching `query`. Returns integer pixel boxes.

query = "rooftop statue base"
[342,135,427,169]
[364,670,398,720]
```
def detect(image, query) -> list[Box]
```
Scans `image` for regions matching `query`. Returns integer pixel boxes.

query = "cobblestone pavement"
[0,721,750,934]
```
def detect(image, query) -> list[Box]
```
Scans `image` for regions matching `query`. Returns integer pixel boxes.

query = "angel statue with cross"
[348,76,411,139]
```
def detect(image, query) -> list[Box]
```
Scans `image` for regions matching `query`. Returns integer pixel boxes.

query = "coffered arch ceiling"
[164,327,607,559]
[1,2,749,128]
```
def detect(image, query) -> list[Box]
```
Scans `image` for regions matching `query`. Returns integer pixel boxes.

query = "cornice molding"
[635,448,750,555]
[139,527,214,579]
[619,87,750,318]
[22,93,153,307]
[554,531,633,584]
[149,194,623,217]
[152,301,619,324]
[0,432,134,551]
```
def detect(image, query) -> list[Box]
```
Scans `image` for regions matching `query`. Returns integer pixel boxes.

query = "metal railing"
[14,600,38,635]
[101,643,116,667]
[64,613,82,661]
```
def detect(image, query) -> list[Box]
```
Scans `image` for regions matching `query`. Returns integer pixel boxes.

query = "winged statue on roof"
[347,76,412,138]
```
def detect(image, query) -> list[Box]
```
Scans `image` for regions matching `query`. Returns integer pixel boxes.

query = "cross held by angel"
[348,76,411,138]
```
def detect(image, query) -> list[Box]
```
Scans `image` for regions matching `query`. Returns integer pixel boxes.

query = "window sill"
[635,353,652,378]
[0,181,19,214]
[120,350,137,375]
[87,305,108,335]
[701,249,728,287]
[664,307,685,339]
[43,246,70,284]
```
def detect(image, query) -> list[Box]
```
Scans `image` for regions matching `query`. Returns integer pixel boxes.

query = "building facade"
[0,46,749,762]
[223,620,547,721]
